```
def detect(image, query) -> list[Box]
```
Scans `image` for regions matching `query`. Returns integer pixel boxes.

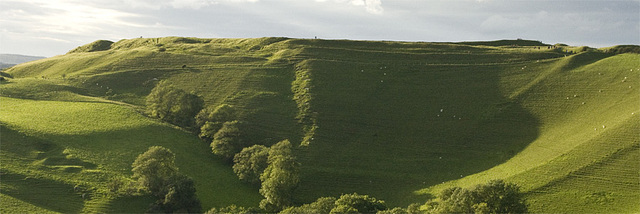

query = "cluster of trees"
[424,180,528,214]
[205,179,526,214]
[146,82,301,213]
[131,146,201,213]
[282,193,388,214]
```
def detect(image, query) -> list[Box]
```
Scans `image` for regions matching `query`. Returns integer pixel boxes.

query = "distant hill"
[1,37,638,213]
[0,54,45,69]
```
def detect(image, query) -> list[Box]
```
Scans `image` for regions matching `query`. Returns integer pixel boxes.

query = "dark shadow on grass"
[293,41,543,206]
[0,173,85,213]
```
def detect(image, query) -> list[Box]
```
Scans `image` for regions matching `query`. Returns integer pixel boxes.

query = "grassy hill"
[1,37,638,213]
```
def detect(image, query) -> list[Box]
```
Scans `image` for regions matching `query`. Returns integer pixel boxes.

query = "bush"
[233,145,270,185]
[146,81,204,129]
[210,120,246,160]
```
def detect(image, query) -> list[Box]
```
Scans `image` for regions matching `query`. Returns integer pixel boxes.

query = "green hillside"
[1,37,638,213]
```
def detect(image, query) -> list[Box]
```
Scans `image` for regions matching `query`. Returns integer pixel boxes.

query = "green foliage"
[131,146,179,197]
[429,180,527,214]
[259,140,299,212]
[132,147,201,213]
[331,193,387,214]
[146,81,204,128]
[233,144,270,185]
[210,120,246,160]
[205,205,258,214]
[377,207,409,214]
[157,174,202,213]
[280,196,337,214]
[196,104,236,140]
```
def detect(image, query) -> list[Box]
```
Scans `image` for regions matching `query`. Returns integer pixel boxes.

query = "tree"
[233,145,270,185]
[430,180,527,214]
[205,205,258,214]
[330,193,387,214]
[280,197,337,214]
[146,81,204,128]
[131,146,178,197]
[132,147,201,213]
[196,104,236,140]
[259,140,299,212]
[433,187,474,214]
[471,180,527,213]
[160,174,202,213]
[210,120,246,160]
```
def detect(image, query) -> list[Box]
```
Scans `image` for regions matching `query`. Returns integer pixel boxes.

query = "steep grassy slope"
[419,52,640,212]
[0,96,261,212]
[2,37,638,212]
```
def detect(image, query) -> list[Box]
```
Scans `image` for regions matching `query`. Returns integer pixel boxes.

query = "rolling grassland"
[1,37,638,212]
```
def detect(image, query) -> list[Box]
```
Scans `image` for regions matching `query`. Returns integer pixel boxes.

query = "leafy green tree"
[205,205,258,214]
[434,187,474,214]
[161,174,202,213]
[430,180,527,214]
[196,104,236,140]
[280,197,337,214]
[377,207,409,214]
[132,147,202,213]
[146,81,203,128]
[233,145,270,185]
[259,140,299,212]
[330,193,387,214]
[471,180,527,213]
[210,120,246,160]
[131,146,178,197]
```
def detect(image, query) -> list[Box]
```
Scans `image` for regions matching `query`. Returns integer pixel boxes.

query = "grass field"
[1,37,638,212]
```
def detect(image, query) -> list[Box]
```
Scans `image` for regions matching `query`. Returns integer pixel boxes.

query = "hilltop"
[1,37,638,213]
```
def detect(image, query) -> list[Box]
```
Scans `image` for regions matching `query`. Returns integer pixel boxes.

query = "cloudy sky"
[1,0,638,57]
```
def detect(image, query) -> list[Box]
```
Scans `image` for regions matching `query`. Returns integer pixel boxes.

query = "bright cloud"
[315,0,384,14]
